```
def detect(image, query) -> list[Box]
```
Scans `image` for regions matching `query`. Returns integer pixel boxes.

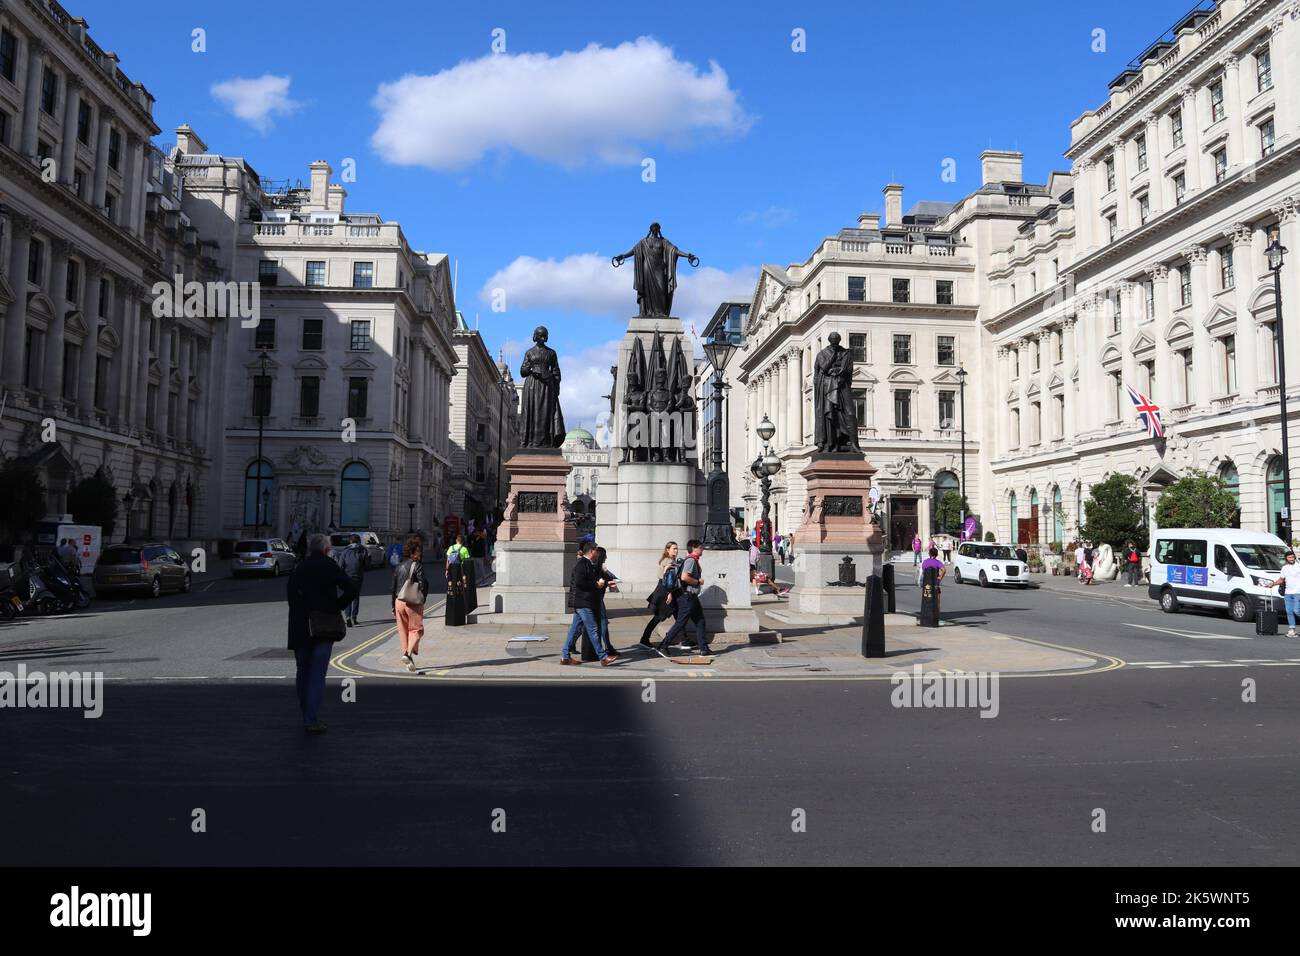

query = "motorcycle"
[40,556,91,610]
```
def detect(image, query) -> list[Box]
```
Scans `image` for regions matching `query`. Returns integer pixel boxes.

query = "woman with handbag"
[286,533,359,734]
[392,535,429,672]
[639,541,680,650]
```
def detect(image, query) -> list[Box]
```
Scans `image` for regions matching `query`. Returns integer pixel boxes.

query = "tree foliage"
[68,469,118,538]
[0,458,47,543]
[1154,470,1238,530]
[935,491,969,535]
[1082,472,1147,551]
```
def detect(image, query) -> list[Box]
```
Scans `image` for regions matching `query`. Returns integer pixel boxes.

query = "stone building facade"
[561,426,610,532]
[448,316,519,523]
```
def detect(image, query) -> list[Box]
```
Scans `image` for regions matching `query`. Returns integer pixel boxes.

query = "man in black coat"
[559,541,617,666]
[286,533,358,733]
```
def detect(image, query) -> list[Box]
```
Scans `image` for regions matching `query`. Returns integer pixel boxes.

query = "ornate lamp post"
[1268,237,1291,542]
[254,350,270,538]
[328,488,336,529]
[956,364,968,529]
[751,414,780,579]
[701,322,739,548]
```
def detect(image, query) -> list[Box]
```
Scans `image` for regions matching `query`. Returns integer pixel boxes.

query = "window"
[1220,247,1234,290]
[349,319,371,351]
[302,318,323,351]
[1112,294,1122,334]
[1141,359,1155,395]
[1173,171,1187,205]
[103,192,115,222]
[108,129,121,170]
[1223,335,1237,394]
[40,66,57,115]
[73,168,85,199]
[849,332,866,363]
[1135,133,1148,172]
[352,262,374,288]
[892,334,911,364]
[0,110,8,147]
[306,261,326,286]
[1144,280,1155,321]
[64,258,79,303]
[1054,394,1065,438]
[1256,44,1273,92]
[1106,213,1118,242]
[573,474,584,496]
[331,463,368,527]
[937,335,956,366]
[23,327,42,388]
[938,390,955,430]
[1179,348,1194,404]
[892,278,910,304]
[1261,118,1276,157]
[0,29,15,82]
[1110,372,1123,421]
[347,377,368,418]
[1056,331,1064,363]
[61,343,78,400]
[1220,462,1241,528]
[1213,148,1228,183]
[475,456,486,482]
[1010,408,1021,448]
[936,279,954,305]
[847,275,865,302]
[252,375,272,417]
[1013,348,1020,378]
[1033,339,1042,370]
[1268,456,1287,538]
[1104,155,1116,192]
[94,355,110,410]
[476,422,487,443]
[1179,264,1192,306]
[1264,320,1280,384]
[244,460,275,526]
[852,389,867,427]
[1170,107,1184,149]
[1031,402,1042,443]
[299,376,320,417]
[27,237,43,285]
[257,260,278,287]
[1209,79,1225,124]
[1137,193,1150,225]
[893,390,912,429]
[254,317,275,351]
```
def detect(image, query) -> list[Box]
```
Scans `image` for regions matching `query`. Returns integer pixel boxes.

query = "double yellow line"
[330,600,446,678]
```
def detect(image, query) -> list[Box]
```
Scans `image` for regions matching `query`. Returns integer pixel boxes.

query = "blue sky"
[78,0,1197,433]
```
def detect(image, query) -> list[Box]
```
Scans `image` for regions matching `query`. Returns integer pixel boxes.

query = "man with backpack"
[658,539,709,656]
[334,533,367,626]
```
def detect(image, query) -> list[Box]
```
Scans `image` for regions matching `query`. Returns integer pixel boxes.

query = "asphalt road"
[2,562,1298,865]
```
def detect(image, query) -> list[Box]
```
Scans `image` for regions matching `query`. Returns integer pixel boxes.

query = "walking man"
[560,540,617,665]
[659,539,709,655]
[335,533,367,626]
[1122,540,1141,587]
[285,534,357,734]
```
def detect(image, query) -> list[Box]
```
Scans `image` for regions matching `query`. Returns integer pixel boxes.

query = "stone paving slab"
[335,594,1112,681]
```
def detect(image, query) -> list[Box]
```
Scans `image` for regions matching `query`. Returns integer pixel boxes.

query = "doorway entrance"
[889,497,918,552]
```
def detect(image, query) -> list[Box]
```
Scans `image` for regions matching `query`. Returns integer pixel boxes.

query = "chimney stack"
[858,212,881,231]
[882,184,904,228]
[980,150,1024,186]
[174,124,207,155]
[309,160,331,209]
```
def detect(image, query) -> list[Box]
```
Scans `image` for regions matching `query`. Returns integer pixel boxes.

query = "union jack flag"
[1126,384,1163,438]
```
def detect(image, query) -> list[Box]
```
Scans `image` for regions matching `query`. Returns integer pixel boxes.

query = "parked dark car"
[93,543,192,598]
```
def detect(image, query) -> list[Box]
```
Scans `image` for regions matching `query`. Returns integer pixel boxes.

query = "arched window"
[244,460,274,526]
[1219,461,1240,529]
[1009,492,1018,543]
[933,470,960,533]
[1267,456,1286,540]
[340,462,371,528]
[1052,486,1063,545]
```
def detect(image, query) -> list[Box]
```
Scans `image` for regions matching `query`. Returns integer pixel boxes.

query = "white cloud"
[479,253,756,329]
[370,37,752,170]
[558,339,619,435]
[211,75,301,133]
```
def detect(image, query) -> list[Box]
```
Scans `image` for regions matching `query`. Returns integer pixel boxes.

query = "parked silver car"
[328,531,385,569]
[231,538,297,577]
[94,543,192,598]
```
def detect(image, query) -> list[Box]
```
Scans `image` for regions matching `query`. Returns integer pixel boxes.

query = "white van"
[1149,528,1288,622]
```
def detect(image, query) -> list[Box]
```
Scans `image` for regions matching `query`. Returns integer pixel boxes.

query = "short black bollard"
[919,566,941,627]
[882,562,896,614]
[862,574,886,657]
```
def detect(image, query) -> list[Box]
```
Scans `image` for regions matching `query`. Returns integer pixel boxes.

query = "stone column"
[2,214,34,387]
[1272,198,1300,388]
[1074,160,1094,252]
[1225,222,1258,398]
[115,283,137,426]
[1186,245,1212,406]
[1221,54,1245,169]
[92,108,113,211]
[134,310,151,427]
[1111,138,1130,233]
[44,237,73,400]
[788,347,803,450]
[122,133,143,236]
[176,327,192,442]
[995,345,1010,455]
[1061,317,1077,440]
[157,318,173,438]
[1076,294,1100,433]
[1268,15,1291,134]
[1037,329,1052,442]
[1181,86,1203,193]
[411,342,426,441]
[1144,112,1164,213]
[1118,286,1138,399]
[1148,265,1173,403]
[20,39,45,160]
[195,341,212,451]
[1017,338,1031,447]
[775,355,788,451]
[77,260,103,413]
[58,76,82,187]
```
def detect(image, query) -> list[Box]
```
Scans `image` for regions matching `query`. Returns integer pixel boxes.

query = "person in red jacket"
[1122,540,1142,587]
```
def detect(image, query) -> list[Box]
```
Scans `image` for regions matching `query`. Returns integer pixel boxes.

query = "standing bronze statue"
[814,331,860,453]
[611,222,700,317]
[519,326,566,448]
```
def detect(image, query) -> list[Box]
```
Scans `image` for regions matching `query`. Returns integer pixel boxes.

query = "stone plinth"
[791,453,884,616]
[487,450,576,617]
[698,547,759,633]
[598,460,706,595]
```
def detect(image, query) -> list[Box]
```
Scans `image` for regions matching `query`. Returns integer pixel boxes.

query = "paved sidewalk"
[335,593,1115,681]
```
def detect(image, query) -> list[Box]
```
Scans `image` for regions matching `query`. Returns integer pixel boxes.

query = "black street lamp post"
[750,414,780,579]
[702,323,739,548]
[328,489,336,529]
[408,502,415,533]
[123,492,133,544]
[254,350,269,538]
[1268,237,1291,543]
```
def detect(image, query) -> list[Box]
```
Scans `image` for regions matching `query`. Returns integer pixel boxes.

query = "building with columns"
[983,0,1300,546]
[694,300,748,519]
[448,316,520,524]
[0,1,228,546]
[561,426,610,533]
[172,132,461,541]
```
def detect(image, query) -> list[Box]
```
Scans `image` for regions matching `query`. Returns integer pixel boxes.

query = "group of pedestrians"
[560,540,621,665]
[641,539,710,656]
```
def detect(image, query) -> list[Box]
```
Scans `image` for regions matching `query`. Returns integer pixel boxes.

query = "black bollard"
[882,562,896,614]
[862,574,886,657]
[919,566,941,627]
